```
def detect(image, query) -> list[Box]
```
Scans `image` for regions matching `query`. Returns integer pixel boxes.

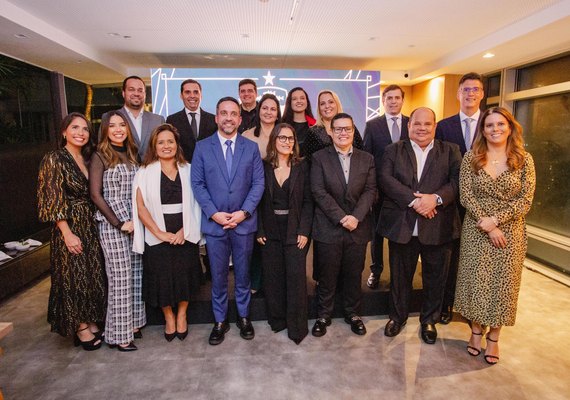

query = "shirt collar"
[385,112,402,120]
[410,139,434,153]
[459,109,480,122]
[185,107,201,116]
[334,145,353,156]
[218,132,237,147]
[124,106,143,119]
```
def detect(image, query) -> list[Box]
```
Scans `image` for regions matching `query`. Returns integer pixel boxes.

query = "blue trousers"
[205,231,254,322]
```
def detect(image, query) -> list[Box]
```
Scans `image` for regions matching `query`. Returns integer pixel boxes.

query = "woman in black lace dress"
[37,112,106,351]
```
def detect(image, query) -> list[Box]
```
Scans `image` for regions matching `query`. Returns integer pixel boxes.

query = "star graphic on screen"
[263,70,276,86]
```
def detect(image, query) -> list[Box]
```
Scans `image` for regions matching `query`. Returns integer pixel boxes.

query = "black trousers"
[316,233,367,319]
[261,239,308,341]
[370,202,385,276]
[388,238,452,325]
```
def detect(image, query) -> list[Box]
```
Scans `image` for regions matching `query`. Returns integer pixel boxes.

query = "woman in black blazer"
[257,123,313,344]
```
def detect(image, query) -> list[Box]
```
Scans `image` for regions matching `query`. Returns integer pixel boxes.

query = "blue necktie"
[225,140,233,175]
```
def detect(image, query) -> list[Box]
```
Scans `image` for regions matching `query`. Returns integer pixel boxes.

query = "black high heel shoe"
[74,327,102,351]
[164,331,176,342]
[467,330,483,356]
[177,329,188,341]
[484,334,500,365]
[109,342,138,352]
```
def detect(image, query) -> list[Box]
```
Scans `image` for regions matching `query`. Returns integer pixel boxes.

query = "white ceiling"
[2,0,570,85]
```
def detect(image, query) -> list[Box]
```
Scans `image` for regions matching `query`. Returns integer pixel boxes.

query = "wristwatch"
[241,210,251,219]
[435,194,443,206]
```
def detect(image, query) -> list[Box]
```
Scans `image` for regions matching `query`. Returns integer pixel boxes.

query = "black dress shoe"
[384,319,406,337]
[133,330,143,339]
[439,306,453,324]
[236,317,255,340]
[311,318,331,337]
[209,321,230,345]
[109,342,138,352]
[421,323,437,344]
[344,316,367,336]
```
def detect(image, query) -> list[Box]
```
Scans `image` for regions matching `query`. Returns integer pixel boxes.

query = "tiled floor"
[1,267,569,400]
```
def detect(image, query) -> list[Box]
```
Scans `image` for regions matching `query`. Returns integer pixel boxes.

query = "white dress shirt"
[409,139,435,236]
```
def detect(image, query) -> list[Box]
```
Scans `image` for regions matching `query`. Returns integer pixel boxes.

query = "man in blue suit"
[191,96,264,345]
[435,72,484,324]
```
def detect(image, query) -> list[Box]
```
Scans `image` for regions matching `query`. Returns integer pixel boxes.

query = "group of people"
[37,72,535,364]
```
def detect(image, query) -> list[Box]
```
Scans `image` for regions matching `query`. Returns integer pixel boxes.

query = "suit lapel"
[229,136,245,182]
[288,163,301,202]
[264,163,275,200]
[211,135,231,183]
[327,147,348,190]
[403,141,419,185]
[122,107,141,147]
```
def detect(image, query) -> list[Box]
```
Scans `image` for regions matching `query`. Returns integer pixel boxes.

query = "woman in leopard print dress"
[454,107,535,365]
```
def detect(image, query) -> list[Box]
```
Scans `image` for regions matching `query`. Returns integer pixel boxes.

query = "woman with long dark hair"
[257,123,313,344]
[454,107,536,365]
[89,111,144,351]
[37,112,106,351]
[282,87,316,156]
[242,93,282,159]
[133,124,202,341]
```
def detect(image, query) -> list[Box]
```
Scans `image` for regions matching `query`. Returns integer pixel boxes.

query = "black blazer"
[435,113,481,157]
[257,160,313,245]
[379,139,462,246]
[363,114,409,191]
[311,146,376,244]
[166,108,217,163]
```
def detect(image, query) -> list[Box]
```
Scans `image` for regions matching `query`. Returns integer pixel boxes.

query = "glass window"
[485,74,501,97]
[515,93,570,237]
[516,53,570,91]
[0,54,54,147]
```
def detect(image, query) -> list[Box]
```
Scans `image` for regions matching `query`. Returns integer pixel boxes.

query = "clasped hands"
[340,215,359,231]
[412,193,438,219]
[157,228,185,245]
[212,211,247,230]
[477,216,507,249]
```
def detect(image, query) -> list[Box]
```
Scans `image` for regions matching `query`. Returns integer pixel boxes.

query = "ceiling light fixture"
[14,33,29,39]
[107,32,120,37]
[241,33,250,38]
[483,52,495,58]
[289,0,300,25]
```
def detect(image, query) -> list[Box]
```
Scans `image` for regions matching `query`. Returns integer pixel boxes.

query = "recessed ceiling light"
[14,33,29,39]
[123,35,131,39]
[408,44,415,48]
[241,33,250,38]
[107,32,120,37]
[369,37,376,41]
[483,52,495,58]
[259,0,269,2]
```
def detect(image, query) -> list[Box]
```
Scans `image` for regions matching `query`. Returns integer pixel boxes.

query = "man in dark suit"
[311,113,377,337]
[435,72,484,324]
[363,84,410,289]
[165,79,217,163]
[380,107,461,344]
[238,78,258,134]
[102,75,165,159]
[191,97,264,345]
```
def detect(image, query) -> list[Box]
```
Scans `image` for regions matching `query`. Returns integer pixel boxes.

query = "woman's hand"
[257,236,267,245]
[297,235,308,249]
[172,228,185,245]
[120,220,134,234]
[478,216,497,233]
[488,228,507,249]
[63,231,83,254]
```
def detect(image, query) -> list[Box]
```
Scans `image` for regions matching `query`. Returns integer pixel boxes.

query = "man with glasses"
[310,113,377,337]
[435,72,485,324]
[363,84,410,290]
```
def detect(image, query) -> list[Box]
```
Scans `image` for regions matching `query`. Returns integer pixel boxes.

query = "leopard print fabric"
[454,151,535,327]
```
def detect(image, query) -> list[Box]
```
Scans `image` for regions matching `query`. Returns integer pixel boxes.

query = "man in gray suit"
[103,75,165,159]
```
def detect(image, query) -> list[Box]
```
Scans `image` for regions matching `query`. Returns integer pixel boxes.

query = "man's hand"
[340,215,359,231]
[412,193,438,218]
[212,212,233,227]
[223,210,247,230]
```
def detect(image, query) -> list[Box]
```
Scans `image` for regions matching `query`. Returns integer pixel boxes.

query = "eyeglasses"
[277,135,295,143]
[333,126,354,134]
[460,87,482,94]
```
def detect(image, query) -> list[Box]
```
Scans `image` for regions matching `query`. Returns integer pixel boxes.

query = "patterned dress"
[454,152,536,327]
[37,148,106,337]
[91,151,145,345]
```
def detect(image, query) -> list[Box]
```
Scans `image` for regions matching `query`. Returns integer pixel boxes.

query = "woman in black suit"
[257,123,313,344]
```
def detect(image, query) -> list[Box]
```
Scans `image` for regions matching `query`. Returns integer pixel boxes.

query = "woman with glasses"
[282,87,316,156]
[257,123,313,344]
[305,90,363,159]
